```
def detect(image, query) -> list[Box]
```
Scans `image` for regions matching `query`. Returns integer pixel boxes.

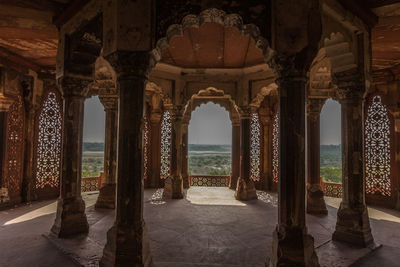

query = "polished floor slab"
[1,188,400,266]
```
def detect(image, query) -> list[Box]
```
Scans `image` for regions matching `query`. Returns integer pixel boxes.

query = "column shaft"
[0,112,7,202]
[51,78,89,237]
[270,75,319,266]
[22,107,37,202]
[261,119,273,191]
[163,109,184,199]
[306,99,327,214]
[230,124,240,189]
[394,117,400,210]
[235,112,257,200]
[333,92,374,247]
[96,100,118,209]
[149,113,162,188]
[182,123,189,189]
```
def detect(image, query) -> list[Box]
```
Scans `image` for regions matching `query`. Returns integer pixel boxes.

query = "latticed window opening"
[272,111,279,183]
[35,92,62,188]
[160,111,172,179]
[4,96,25,196]
[250,113,261,181]
[365,95,391,196]
[143,111,150,180]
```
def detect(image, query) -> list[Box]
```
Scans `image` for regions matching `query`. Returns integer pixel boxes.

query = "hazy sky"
[83,97,342,145]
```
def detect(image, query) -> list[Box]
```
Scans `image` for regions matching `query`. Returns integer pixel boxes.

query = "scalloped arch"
[150,8,274,66]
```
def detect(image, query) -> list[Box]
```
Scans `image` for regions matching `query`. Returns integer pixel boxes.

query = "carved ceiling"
[371,3,400,71]
[160,22,265,68]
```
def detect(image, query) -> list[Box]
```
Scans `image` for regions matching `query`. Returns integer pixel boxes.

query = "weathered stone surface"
[235,114,257,201]
[306,98,327,215]
[95,184,116,210]
[100,51,152,266]
[51,77,89,238]
[229,124,240,190]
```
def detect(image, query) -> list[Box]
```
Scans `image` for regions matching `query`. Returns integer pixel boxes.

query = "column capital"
[307,98,325,121]
[239,106,252,119]
[99,95,118,111]
[333,70,364,103]
[105,51,152,81]
[268,54,308,83]
[58,76,91,98]
[149,111,162,124]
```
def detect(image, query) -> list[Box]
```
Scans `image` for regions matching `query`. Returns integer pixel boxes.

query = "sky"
[83,97,342,145]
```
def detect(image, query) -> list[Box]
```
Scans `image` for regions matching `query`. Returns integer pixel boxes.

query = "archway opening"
[320,99,342,196]
[82,96,105,192]
[188,102,232,187]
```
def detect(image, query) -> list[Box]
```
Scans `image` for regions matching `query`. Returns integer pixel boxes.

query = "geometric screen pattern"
[4,96,25,197]
[272,111,279,183]
[35,92,62,188]
[250,113,261,181]
[160,111,172,179]
[365,95,391,196]
[143,112,149,180]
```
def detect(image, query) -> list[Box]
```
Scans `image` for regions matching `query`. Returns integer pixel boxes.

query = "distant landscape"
[81,142,342,183]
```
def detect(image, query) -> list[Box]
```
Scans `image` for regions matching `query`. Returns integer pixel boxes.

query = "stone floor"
[1,187,400,266]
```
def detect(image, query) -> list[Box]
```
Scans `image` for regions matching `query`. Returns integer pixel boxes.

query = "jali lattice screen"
[250,113,261,181]
[35,91,62,188]
[4,96,25,198]
[365,95,391,196]
[272,112,279,183]
[160,111,172,179]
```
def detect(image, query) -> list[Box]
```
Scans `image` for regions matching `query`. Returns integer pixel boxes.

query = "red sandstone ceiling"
[160,23,265,68]
[0,0,72,72]
[371,3,400,70]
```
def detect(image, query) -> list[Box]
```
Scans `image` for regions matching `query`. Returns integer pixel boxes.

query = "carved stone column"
[259,113,273,191]
[100,52,152,266]
[163,107,184,199]
[235,108,257,200]
[332,75,374,247]
[21,77,37,202]
[269,66,318,266]
[96,96,118,209]
[230,120,240,189]
[149,111,162,188]
[0,111,8,204]
[51,77,89,238]
[182,121,189,189]
[306,98,328,214]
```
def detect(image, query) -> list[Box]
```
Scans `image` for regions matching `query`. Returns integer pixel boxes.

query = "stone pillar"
[269,68,319,266]
[260,114,273,191]
[332,78,374,247]
[163,107,184,199]
[0,111,8,204]
[22,101,38,202]
[230,121,240,189]
[96,96,118,209]
[100,52,152,266]
[51,77,89,238]
[306,99,328,214]
[182,121,189,189]
[235,108,257,200]
[149,111,162,188]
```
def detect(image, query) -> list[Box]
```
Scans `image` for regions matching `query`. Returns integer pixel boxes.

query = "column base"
[269,225,320,267]
[332,203,374,247]
[306,183,328,215]
[163,176,184,199]
[183,175,190,189]
[235,177,257,201]
[51,197,89,238]
[95,183,116,209]
[100,222,152,267]
[229,176,238,190]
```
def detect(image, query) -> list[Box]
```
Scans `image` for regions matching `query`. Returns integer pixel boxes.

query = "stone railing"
[189,175,230,187]
[81,172,104,192]
[321,180,343,198]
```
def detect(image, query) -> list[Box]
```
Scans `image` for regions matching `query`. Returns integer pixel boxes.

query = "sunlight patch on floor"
[3,192,98,226]
[186,186,246,206]
[325,196,400,223]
